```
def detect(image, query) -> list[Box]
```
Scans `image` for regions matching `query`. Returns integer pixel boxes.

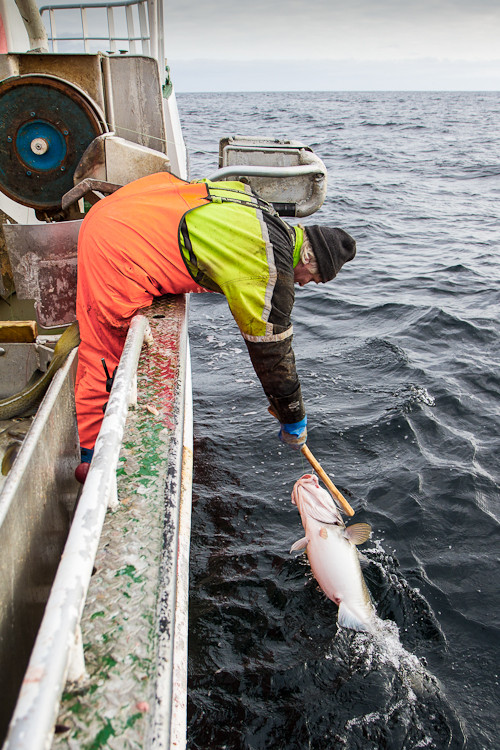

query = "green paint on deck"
[88,719,115,749]
[53,298,188,747]
[114,564,144,583]
[125,712,143,729]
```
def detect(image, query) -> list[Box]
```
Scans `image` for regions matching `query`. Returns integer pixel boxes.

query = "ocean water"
[176,92,500,750]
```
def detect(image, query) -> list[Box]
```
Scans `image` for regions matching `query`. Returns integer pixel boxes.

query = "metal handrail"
[39,0,153,56]
[207,164,326,182]
[3,314,150,750]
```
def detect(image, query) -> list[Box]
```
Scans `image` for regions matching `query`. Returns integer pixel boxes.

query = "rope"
[97,121,218,163]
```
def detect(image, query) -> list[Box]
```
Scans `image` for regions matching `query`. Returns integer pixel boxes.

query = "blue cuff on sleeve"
[281,416,307,437]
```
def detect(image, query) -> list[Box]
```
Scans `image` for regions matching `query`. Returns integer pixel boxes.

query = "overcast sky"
[162,0,500,90]
[36,0,500,90]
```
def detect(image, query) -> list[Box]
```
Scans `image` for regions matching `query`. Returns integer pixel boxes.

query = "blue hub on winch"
[16,119,68,172]
[0,74,105,212]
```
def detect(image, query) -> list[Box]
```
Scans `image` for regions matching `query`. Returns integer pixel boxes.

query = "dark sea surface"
[176,92,500,750]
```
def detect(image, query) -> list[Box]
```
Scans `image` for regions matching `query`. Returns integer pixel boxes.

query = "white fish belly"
[306,522,373,621]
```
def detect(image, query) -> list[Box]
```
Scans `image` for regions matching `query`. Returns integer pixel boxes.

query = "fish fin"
[319,527,328,540]
[290,537,309,553]
[337,602,370,632]
[344,523,372,546]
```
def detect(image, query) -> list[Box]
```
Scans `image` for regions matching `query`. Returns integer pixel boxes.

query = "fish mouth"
[291,473,317,504]
[291,473,345,525]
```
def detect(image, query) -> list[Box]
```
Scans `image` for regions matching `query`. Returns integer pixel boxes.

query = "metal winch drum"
[0,73,106,211]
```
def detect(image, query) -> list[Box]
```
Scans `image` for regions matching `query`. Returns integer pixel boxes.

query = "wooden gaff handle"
[301,444,355,517]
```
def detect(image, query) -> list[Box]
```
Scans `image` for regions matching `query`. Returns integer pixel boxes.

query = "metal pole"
[207,163,325,182]
[14,0,49,51]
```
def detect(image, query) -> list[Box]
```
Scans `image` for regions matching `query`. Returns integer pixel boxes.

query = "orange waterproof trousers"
[75,172,209,450]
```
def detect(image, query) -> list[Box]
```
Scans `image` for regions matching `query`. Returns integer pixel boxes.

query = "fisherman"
[75,172,356,481]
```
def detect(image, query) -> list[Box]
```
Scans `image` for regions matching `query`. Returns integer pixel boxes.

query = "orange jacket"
[77,171,209,326]
[76,172,210,448]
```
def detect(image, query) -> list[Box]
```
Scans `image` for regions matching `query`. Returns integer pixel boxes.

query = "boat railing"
[3,314,151,749]
[39,0,164,73]
[208,163,326,182]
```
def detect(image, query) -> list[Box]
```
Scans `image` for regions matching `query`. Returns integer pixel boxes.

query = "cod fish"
[0,322,80,421]
[291,473,378,632]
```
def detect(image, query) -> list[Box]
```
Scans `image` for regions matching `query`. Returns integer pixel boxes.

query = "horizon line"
[174,89,499,94]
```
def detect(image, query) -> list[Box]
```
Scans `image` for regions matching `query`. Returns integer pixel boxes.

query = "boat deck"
[51,296,192,749]
[1,296,192,750]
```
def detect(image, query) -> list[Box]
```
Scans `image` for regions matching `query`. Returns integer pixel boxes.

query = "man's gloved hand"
[279,416,307,449]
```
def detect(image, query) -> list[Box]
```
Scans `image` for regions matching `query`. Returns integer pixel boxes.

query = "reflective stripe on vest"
[181,181,298,340]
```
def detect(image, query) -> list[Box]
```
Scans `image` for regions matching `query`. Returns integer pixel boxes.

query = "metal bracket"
[61,178,122,211]
[213,136,328,217]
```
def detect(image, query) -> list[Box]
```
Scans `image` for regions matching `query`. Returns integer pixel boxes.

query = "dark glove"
[279,416,307,449]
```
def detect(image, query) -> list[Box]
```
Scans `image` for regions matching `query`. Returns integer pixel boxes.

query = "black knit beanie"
[305,226,357,282]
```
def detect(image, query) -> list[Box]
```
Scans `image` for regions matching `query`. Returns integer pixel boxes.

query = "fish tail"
[337,602,374,633]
